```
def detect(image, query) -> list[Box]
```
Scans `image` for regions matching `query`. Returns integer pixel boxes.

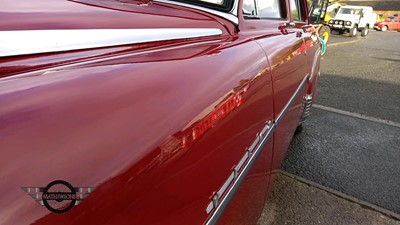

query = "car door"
[395,17,400,30]
[1,36,275,225]
[252,0,309,173]
[388,18,395,30]
[211,0,290,224]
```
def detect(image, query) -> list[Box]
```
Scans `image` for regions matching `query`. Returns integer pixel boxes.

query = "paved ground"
[258,173,400,225]
[317,30,400,123]
[259,30,400,224]
[283,108,400,213]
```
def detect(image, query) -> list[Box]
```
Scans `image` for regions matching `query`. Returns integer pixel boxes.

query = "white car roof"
[341,5,372,10]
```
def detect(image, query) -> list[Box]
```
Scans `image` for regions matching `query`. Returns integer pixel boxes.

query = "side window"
[290,0,300,21]
[290,0,306,21]
[257,0,282,19]
[243,0,257,17]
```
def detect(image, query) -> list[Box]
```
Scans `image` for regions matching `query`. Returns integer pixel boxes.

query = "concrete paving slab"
[258,172,400,225]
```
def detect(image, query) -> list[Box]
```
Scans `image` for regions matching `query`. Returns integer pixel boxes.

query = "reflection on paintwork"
[0,0,322,223]
[159,79,250,161]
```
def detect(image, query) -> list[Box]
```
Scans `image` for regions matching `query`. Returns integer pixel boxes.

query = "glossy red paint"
[0,0,232,32]
[192,89,246,140]
[374,16,400,31]
[0,38,273,225]
[0,0,321,224]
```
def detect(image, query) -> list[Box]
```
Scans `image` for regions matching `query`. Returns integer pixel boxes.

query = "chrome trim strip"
[205,121,275,225]
[275,75,309,125]
[1,39,222,81]
[301,94,313,122]
[154,0,239,25]
[236,150,248,170]
[205,74,310,224]
[206,201,214,214]
[0,28,222,57]
[248,135,260,152]
[217,172,234,197]
[229,0,239,17]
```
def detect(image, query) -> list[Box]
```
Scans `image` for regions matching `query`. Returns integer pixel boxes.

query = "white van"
[328,5,377,37]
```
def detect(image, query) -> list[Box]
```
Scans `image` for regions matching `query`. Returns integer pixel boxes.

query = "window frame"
[171,0,235,13]
[242,0,288,20]
[289,0,307,22]
[242,0,259,19]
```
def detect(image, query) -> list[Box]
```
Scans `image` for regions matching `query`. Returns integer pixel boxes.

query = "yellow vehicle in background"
[308,0,332,45]
[376,14,385,22]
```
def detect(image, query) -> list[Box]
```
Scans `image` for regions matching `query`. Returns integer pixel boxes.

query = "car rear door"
[388,18,395,30]
[251,0,309,172]
[395,17,400,30]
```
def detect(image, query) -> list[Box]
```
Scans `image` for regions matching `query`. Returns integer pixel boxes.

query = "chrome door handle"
[283,22,296,28]
[279,22,295,35]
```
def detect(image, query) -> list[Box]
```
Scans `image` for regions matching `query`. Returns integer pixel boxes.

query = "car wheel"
[349,27,357,37]
[361,27,369,37]
[381,26,388,32]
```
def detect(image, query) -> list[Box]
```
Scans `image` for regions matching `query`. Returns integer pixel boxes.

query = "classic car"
[0,0,323,224]
[374,16,400,31]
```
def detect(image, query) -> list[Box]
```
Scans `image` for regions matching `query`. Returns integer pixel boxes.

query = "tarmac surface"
[316,30,400,123]
[258,30,400,224]
[283,108,400,213]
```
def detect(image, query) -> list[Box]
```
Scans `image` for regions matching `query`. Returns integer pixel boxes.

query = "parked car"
[374,16,400,31]
[328,5,376,37]
[0,0,324,224]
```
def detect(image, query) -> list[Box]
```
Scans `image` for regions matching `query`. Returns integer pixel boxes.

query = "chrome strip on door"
[275,74,309,125]
[205,121,275,224]
[205,74,310,225]
[0,28,222,57]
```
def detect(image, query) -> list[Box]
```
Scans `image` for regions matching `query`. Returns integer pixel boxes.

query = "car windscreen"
[170,0,234,12]
[338,8,362,15]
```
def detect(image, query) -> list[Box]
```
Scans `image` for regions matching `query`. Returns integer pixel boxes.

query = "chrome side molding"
[205,74,310,225]
[0,28,222,57]
[205,121,275,225]
[275,75,309,124]
[301,94,313,122]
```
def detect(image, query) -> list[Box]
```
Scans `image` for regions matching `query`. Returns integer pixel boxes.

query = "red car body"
[0,0,321,224]
[374,16,400,31]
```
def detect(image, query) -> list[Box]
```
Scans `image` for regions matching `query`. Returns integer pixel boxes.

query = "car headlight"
[346,21,352,26]
[329,20,334,24]
[335,21,339,24]
[339,21,344,25]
